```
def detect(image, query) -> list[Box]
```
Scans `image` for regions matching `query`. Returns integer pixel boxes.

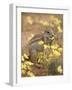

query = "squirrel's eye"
[47,32,49,33]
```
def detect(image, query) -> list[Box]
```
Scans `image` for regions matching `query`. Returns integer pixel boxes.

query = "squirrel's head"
[43,28,55,44]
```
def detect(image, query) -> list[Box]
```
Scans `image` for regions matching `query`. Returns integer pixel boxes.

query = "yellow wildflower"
[27,71,35,77]
[43,21,49,26]
[58,47,63,52]
[57,65,63,74]
[38,59,41,63]
[38,40,44,45]
[27,16,33,24]
[24,53,29,59]
[50,23,54,28]
[27,66,32,71]
[22,69,26,75]
[40,20,49,26]
[44,44,50,49]
[21,63,27,69]
[54,18,62,25]
[51,44,59,49]
[49,53,53,57]
[50,16,55,21]
[53,50,61,57]
[57,26,62,33]
[21,56,24,61]
[24,61,34,66]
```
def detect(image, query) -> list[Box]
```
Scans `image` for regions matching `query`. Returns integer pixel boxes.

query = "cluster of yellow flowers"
[37,40,63,58]
[21,42,63,76]
[57,65,63,74]
[49,44,63,58]
[26,16,33,25]
[40,20,49,26]
[21,53,29,62]
[21,54,35,77]
[26,16,62,33]
[36,40,63,72]
[57,25,62,33]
